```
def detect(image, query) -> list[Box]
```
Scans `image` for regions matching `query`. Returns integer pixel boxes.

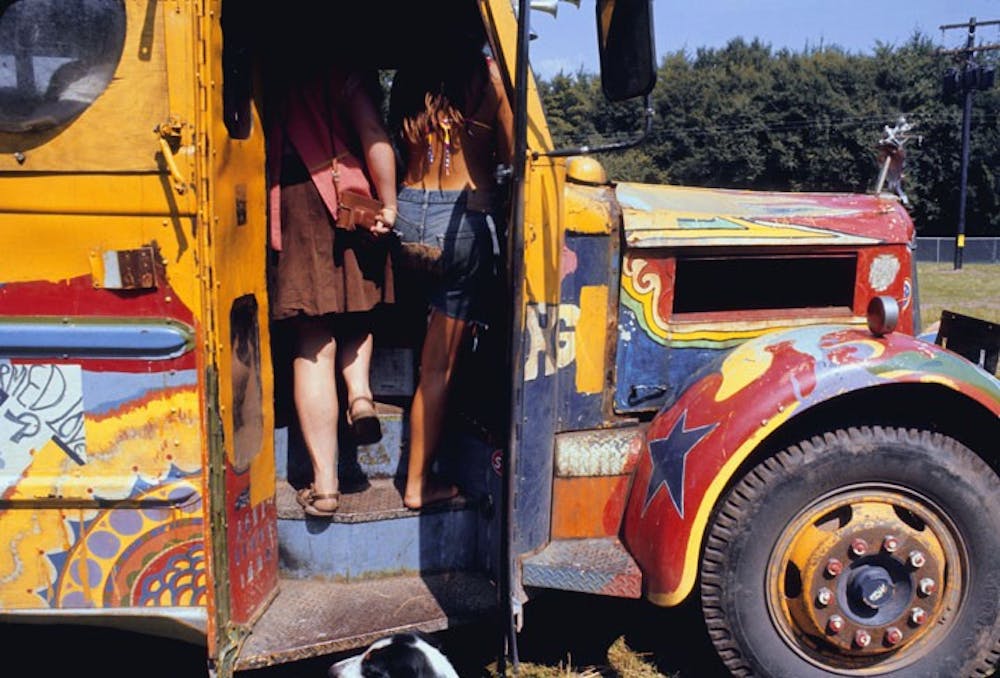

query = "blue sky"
[529,0,1000,80]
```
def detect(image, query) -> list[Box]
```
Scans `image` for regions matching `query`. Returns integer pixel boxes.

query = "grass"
[915,263,1000,332]
[482,636,670,677]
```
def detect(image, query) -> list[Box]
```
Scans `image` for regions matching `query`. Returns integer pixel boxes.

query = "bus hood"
[615,182,914,249]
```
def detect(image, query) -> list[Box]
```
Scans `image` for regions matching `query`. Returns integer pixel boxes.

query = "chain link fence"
[916,238,1000,264]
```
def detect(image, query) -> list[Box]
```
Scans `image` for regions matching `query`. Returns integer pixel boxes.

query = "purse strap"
[325,80,346,199]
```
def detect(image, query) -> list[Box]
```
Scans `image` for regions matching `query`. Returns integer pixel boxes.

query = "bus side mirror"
[596,0,656,101]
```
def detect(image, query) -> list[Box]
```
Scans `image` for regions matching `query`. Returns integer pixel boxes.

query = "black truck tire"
[700,426,1000,677]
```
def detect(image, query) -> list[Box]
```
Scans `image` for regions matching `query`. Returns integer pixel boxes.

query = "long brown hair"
[388,2,489,163]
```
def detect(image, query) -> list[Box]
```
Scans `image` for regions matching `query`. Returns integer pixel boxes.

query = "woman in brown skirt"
[267,64,397,517]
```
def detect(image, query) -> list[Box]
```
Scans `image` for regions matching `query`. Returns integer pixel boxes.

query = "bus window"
[0,0,125,135]
[221,0,253,140]
[230,294,264,473]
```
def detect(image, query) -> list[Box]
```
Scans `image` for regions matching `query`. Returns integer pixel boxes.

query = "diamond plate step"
[522,537,642,598]
[235,570,496,671]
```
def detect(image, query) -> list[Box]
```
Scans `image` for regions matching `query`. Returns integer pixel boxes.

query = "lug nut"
[854,629,872,648]
[816,587,833,607]
[910,607,927,625]
[882,535,899,553]
[827,615,845,634]
[919,577,936,596]
[885,626,903,645]
[826,558,844,577]
[851,538,869,556]
[908,550,926,568]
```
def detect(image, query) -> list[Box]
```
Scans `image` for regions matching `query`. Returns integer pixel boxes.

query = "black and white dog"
[328,632,460,678]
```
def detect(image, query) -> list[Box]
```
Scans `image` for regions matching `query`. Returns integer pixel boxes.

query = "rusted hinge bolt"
[918,577,936,596]
[854,629,872,648]
[884,626,903,646]
[827,615,845,634]
[882,535,899,553]
[908,550,926,568]
[816,587,833,607]
[910,607,927,626]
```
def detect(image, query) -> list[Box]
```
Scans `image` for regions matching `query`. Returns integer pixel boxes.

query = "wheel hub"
[770,489,962,667]
[847,565,895,610]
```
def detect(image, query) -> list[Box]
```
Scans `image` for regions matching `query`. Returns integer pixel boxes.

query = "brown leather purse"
[335,188,382,232]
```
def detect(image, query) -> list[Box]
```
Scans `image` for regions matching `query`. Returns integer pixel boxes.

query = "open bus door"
[201,3,279,673]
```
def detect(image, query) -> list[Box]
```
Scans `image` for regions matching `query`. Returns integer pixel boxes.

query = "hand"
[369,205,396,236]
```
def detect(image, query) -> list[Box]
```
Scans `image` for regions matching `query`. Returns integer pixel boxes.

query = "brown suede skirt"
[271,177,394,321]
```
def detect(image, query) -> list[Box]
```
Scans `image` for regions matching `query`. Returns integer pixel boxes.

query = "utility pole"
[939,17,999,270]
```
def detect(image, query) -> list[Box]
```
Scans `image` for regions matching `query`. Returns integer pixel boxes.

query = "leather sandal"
[347,396,382,445]
[295,486,340,517]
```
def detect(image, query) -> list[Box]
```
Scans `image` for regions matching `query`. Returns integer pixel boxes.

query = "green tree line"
[538,35,1000,236]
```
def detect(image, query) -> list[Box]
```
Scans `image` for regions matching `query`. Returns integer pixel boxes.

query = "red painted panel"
[0,275,197,372]
[225,464,278,624]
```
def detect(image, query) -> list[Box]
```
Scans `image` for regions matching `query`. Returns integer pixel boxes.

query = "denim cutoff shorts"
[394,187,497,324]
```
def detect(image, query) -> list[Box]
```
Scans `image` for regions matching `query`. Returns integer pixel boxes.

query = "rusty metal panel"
[521,537,641,599]
[94,247,158,290]
[236,572,496,670]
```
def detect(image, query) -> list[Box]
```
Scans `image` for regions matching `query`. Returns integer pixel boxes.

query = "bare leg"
[293,319,340,512]
[404,310,467,509]
[339,328,375,413]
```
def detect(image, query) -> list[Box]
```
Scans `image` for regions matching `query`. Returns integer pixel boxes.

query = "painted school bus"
[1,1,998,676]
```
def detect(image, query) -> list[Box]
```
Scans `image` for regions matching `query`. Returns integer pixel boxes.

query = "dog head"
[328,632,459,678]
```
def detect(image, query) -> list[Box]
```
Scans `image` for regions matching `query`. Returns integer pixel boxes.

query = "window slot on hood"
[673,255,856,314]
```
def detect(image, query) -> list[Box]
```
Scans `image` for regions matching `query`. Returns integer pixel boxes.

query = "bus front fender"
[620,324,1000,606]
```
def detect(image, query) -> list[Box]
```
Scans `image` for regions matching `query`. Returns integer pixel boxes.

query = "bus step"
[522,537,642,598]
[235,570,497,672]
[275,401,408,484]
[276,478,481,580]
[276,477,471,522]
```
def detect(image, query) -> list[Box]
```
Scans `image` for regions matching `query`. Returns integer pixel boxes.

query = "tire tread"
[699,425,1000,677]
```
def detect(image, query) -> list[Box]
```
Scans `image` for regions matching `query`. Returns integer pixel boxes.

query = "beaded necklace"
[426,116,454,175]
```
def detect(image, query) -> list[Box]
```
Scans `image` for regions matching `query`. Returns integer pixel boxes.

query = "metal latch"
[155,116,190,194]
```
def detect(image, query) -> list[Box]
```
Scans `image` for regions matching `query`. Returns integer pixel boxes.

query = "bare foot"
[403,476,459,509]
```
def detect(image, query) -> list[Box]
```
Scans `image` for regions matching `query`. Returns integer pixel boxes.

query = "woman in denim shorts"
[393,188,496,325]
[389,8,513,509]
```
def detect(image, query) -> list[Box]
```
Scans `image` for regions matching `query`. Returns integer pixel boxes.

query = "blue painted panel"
[274,418,499,580]
[476,456,504,577]
[276,409,497,493]
[276,415,406,487]
[556,232,619,431]
[277,510,479,580]
[513,307,558,555]
[0,318,194,359]
[614,304,726,413]
[83,369,197,415]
